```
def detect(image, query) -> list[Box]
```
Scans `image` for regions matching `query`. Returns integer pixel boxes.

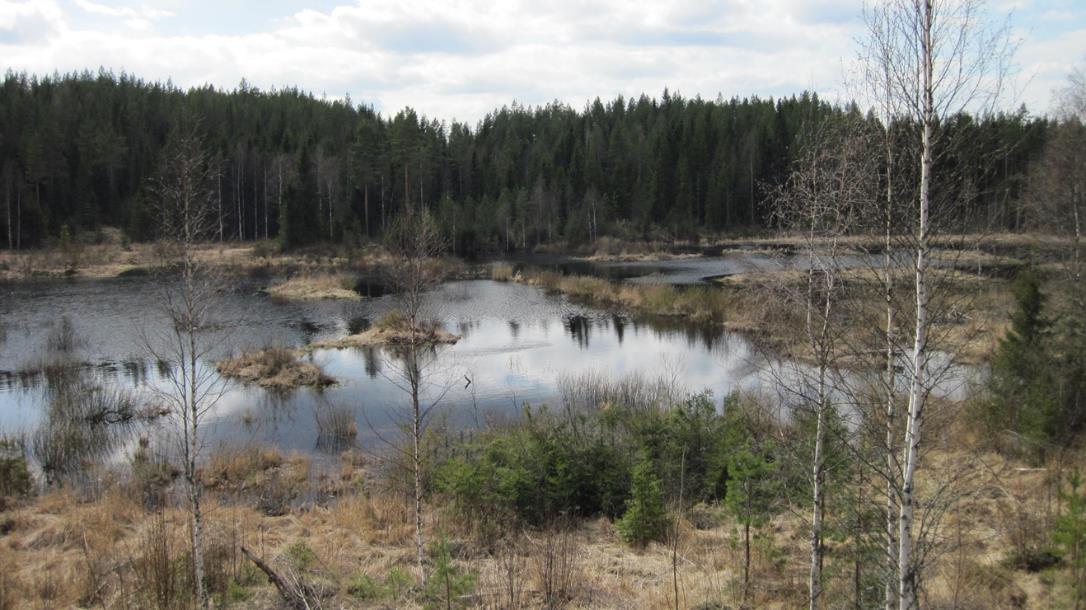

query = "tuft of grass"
[46,316,83,353]
[375,309,410,331]
[315,405,358,452]
[216,346,335,390]
[266,273,360,300]
[490,262,516,282]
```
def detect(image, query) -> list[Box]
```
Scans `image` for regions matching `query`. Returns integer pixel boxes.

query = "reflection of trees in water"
[290,318,323,345]
[635,317,725,352]
[31,366,145,487]
[565,314,591,348]
[122,359,152,385]
[456,320,478,340]
[232,391,302,442]
[362,346,381,378]
[562,311,728,352]
[312,395,358,454]
[347,316,371,335]
[612,315,626,344]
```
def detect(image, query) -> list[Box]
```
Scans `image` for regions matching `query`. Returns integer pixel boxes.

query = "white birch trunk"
[898,3,934,607]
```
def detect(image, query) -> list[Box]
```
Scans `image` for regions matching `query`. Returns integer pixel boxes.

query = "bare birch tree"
[861,1,1013,607]
[142,125,227,610]
[383,208,451,585]
[771,117,878,609]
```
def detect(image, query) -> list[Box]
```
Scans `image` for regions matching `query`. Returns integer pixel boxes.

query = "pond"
[0,253,975,461]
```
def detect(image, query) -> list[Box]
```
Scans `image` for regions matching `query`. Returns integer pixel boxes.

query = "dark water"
[503,251,794,284]
[0,253,975,459]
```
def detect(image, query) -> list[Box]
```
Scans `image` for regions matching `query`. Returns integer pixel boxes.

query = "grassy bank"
[496,260,1016,365]
[498,265,741,323]
[0,238,404,282]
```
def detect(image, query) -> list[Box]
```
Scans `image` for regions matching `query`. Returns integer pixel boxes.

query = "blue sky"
[1,0,1083,124]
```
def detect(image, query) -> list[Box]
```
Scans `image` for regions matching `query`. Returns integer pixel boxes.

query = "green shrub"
[434,410,633,528]
[285,542,317,570]
[1054,470,1086,606]
[384,567,412,598]
[225,580,249,604]
[424,536,476,609]
[433,391,781,540]
[346,574,384,601]
[347,568,413,602]
[0,438,32,499]
[615,450,668,546]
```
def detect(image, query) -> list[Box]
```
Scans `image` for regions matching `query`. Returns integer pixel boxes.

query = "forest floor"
[0,422,1079,609]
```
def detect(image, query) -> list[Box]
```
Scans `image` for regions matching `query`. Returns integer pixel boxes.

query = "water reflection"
[347,316,371,335]
[613,315,626,344]
[0,274,978,458]
[565,315,592,348]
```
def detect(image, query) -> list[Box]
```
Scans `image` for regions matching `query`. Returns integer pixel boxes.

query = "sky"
[1,0,1084,125]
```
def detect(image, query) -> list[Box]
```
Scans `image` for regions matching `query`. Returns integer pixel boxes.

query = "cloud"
[0,0,64,44]
[73,0,171,31]
[0,0,1081,123]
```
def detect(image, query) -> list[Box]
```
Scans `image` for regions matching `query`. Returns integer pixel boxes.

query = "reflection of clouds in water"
[1,276,982,458]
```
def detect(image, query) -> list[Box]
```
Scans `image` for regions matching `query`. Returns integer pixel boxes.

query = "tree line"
[0,69,1053,253]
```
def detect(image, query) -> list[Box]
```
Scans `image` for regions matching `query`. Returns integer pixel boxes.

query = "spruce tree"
[616,450,668,546]
[988,268,1054,450]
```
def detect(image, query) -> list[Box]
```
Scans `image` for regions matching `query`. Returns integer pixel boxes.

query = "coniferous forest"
[0,70,1052,252]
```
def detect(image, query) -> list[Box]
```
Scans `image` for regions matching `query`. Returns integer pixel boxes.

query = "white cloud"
[0,0,1081,122]
[0,0,64,43]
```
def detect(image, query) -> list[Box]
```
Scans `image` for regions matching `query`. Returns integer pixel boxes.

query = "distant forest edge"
[0,70,1054,253]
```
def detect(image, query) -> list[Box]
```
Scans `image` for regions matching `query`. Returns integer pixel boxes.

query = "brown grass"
[0,239,398,282]
[216,346,335,390]
[0,431,1080,609]
[265,273,360,301]
[312,313,460,349]
[513,269,734,323]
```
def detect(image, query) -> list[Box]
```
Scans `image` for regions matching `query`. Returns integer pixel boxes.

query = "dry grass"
[0,239,396,281]
[489,262,516,282]
[312,313,460,349]
[515,270,733,323]
[0,432,1081,609]
[216,346,335,390]
[265,273,360,301]
[714,264,1017,365]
